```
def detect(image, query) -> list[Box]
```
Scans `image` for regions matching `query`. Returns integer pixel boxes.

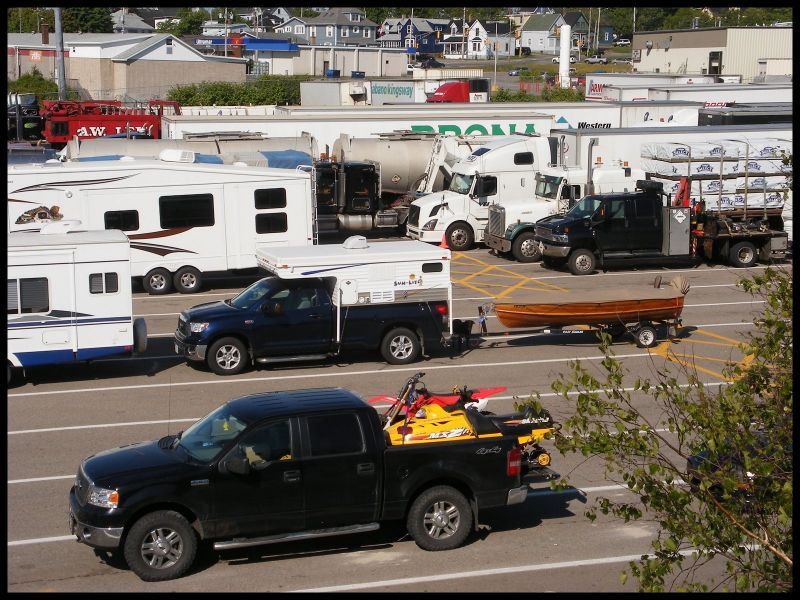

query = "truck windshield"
[230,278,277,310]
[176,403,250,462]
[448,173,474,195]
[567,196,603,218]
[535,175,563,200]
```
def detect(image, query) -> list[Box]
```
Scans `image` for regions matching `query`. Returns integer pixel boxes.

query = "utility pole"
[462,7,466,59]
[54,7,67,100]
[633,7,636,34]
[493,21,497,90]
[223,8,228,57]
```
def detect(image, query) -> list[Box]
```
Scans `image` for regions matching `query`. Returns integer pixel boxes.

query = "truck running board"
[213,522,380,551]
[256,354,329,364]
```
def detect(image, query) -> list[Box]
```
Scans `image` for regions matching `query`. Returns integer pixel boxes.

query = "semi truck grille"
[488,206,506,237]
[408,204,420,228]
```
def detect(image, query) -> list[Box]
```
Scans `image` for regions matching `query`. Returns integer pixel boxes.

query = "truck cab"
[426,79,490,103]
[406,135,553,250]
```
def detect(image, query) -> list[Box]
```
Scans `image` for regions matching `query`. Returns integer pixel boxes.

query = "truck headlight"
[190,322,210,333]
[422,219,438,231]
[552,234,569,243]
[88,485,120,509]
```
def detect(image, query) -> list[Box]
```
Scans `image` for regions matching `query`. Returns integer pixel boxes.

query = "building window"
[104,210,139,232]
[353,26,359,34]
[326,26,334,37]
[254,188,287,209]
[7,278,49,315]
[89,272,119,294]
[472,41,480,51]
[407,24,412,34]
[159,194,214,228]
[364,29,370,38]
[309,26,316,38]
[341,26,349,37]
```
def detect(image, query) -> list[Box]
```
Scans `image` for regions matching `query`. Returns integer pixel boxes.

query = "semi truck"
[534,179,789,275]
[425,79,491,103]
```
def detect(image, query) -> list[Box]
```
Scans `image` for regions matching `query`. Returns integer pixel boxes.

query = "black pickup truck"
[174,275,450,374]
[68,388,538,581]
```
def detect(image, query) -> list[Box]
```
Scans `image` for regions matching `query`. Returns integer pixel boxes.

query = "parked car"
[508,67,531,76]
[585,55,608,64]
[515,46,531,56]
[613,38,631,47]
[418,58,445,69]
[552,55,577,64]
[612,57,633,65]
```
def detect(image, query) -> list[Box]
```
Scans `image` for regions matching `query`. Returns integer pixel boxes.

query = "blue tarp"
[194,153,225,164]
[258,150,313,169]
[75,154,123,161]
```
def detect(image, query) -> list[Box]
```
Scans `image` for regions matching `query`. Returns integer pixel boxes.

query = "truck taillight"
[434,303,448,316]
[507,447,522,476]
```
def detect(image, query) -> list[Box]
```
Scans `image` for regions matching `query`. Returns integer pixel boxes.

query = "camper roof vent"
[232,161,249,167]
[159,148,195,163]
[40,220,83,235]
[119,155,135,161]
[343,235,368,249]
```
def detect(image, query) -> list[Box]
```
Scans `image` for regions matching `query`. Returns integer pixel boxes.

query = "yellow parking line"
[494,278,532,300]
[691,329,745,345]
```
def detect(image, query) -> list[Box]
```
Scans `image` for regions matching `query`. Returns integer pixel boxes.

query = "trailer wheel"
[207,337,248,376]
[511,232,542,263]
[380,327,421,365]
[173,267,203,294]
[407,485,472,551]
[123,510,197,582]
[635,325,658,348]
[568,249,596,275]
[729,241,757,268]
[143,268,173,295]
[445,222,474,252]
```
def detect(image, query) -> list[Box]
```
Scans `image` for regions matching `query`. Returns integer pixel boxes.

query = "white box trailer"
[7,155,315,295]
[7,223,147,383]
[256,236,453,338]
[585,73,717,101]
[646,84,794,106]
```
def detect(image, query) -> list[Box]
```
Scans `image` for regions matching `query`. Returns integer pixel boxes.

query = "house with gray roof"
[282,7,379,47]
[110,9,154,34]
[519,13,565,55]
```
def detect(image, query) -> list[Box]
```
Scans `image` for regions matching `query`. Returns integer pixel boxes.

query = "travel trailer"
[7,223,147,383]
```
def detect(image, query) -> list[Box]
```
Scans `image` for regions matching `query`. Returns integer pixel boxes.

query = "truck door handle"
[308,313,321,319]
[357,462,375,475]
[283,470,301,483]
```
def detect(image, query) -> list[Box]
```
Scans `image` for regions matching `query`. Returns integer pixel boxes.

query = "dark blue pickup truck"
[174,275,450,374]
[69,388,536,581]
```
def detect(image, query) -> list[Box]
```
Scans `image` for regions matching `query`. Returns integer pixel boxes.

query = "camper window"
[254,188,287,209]
[422,263,443,273]
[7,278,49,314]
[89,272,119,294]
[159,194,215,228]
[255,213,288,234]
[104,210,140,232]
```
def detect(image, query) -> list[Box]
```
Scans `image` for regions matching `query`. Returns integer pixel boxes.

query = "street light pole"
[493,22,497,90]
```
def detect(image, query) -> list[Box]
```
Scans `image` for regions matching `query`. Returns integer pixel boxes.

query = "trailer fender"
[8,354,22,369]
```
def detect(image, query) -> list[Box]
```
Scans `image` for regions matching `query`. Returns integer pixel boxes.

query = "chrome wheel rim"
[140,527,183,569]
[179,272,198,289]
[390,335,414,360]
[423,500,460,539]
[216,345,241,370]
[639,329,655,347]
[149,273,167,290]
[737,247,754,264]
[575,254,593,272]
[521,238,540,259]
[449,229,468,249]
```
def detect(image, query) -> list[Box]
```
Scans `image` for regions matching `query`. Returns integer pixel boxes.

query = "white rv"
[7,152,315,295]
[7,223,147,383]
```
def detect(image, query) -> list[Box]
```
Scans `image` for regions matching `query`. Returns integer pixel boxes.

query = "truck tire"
[407,485,472,551]
[142,268,172,295]
[123,510,197,582]
[568,249,596,275]
[445,222,474,252]
[380,327,421,365]
[207,337,248,376]
[635,325,658,348]
[173,267,203,294]
[729,241,757,268]
[511,232,542,263]
[133,318,148,354]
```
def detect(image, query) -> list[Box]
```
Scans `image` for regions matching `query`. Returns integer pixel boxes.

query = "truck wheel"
[568,249,596,275]
[207,337,248,376]
[511,232,541,263]
[143,268,172,295]
[380,327,421,365]
[445,222,474,251]
[729,241,757,268]
[133,318,148,354]
[173,267,203,294]
[407,485,472,551]
[123,510,197,582]
[635,325,658,348]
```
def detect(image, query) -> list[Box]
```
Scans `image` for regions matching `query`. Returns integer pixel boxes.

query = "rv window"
[513,152,534,165]
[255,213,288,234]
[104,210,139,232]
[90,272,119,294]
[254,188,287,210]
[19,278,49,314]
[159,194,214,229]
[7,280,19,315]
[422,263,443,273]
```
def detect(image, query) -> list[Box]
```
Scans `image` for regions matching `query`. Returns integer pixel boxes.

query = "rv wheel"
[143,268,173,295]
[381,327,421,365]
[173,267,203,294]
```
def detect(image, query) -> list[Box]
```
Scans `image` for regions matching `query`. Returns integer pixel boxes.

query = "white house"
[519,13,565,54]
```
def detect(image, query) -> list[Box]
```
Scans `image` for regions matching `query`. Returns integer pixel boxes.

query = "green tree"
[7,7,54,34]
[156,8,209,36]
[537,267,792,591]
[662,7,715,30]
[62,7,113,33]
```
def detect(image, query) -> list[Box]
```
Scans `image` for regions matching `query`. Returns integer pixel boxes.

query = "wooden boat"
[494,276,689,329]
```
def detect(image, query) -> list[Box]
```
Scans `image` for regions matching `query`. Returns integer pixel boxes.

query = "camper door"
[8,250,77,366]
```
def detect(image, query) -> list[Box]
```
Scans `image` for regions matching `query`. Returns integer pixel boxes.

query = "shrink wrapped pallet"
[640,141,740,161]
[642,158,739,177]
[730,138,792,160]
[652,176,735,196]
[738,158,792,175]
[701,191,786,211]
[736,175,791,192]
